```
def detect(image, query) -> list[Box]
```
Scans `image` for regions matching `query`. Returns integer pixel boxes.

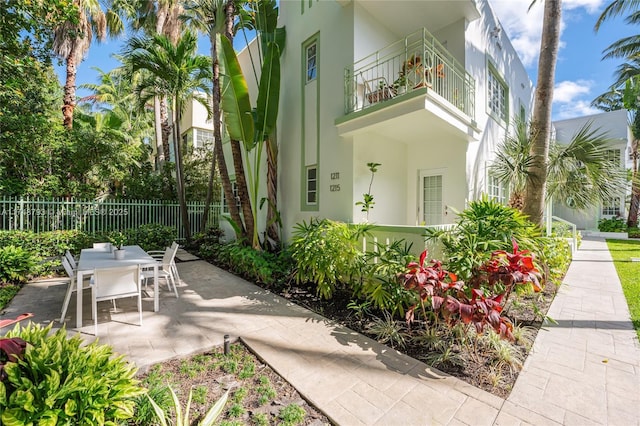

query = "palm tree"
[183,0,245,237]
[595,0,640,60]
[522,0,562,227]
[592,78,640,227]
[52,0,125,129]
[124,31,212,241]
[492,118,626,215]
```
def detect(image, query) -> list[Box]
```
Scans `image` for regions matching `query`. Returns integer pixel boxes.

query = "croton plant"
[402,239,541,340]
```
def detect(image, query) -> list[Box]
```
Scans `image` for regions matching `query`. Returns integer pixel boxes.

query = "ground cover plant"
[606,239,640,339]
[133,341,330,425]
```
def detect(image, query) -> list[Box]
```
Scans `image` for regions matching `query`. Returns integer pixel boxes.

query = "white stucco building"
[551,109,632,230]
[180,0,537,247]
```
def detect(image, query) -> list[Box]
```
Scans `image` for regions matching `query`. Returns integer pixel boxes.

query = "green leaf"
[218,35,255,150]
[254,42,281,144]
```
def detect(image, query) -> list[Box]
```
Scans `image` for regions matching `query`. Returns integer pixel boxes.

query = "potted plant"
[109,232,127,260]
[393,72,407,95]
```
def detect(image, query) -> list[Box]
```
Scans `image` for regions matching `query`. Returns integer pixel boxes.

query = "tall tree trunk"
[628,138,640,228]
[523,0,561,227]
[154,97,164,165]
[62,48,78,129]
[230,139,254,243]
[265,135,280,248]
[224,0,255,245]
[202,32,245,237]
[173,102,191,242]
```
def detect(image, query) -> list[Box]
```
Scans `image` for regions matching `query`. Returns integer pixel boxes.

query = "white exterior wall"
[552,109,631,230]
[464,0,534,202]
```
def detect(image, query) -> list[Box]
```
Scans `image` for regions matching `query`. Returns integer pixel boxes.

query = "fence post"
[19,197,24,231]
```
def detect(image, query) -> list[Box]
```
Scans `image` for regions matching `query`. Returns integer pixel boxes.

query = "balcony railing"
[344,28,475,119]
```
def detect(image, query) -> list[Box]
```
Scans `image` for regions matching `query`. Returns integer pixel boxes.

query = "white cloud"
[490,0,606,67]
[553,79,593,103]
[552,80,601,119]
[554,100,602,119]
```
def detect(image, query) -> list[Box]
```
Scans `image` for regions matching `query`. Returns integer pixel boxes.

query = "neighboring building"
[552,109,632,230]
[179,0,535,247]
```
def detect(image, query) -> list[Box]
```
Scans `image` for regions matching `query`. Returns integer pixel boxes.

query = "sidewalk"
[1,238,638,425]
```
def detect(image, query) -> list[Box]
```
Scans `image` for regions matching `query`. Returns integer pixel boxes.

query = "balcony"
[343,28,475,121]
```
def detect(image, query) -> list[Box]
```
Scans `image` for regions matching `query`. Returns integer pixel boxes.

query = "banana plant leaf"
[218,35,255,150]
[254,42,281,144]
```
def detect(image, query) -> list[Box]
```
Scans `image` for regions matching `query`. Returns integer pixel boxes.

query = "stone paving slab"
[2,237,639,425]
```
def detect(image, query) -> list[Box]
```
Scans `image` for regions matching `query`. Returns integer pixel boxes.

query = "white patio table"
[75,245,158,329]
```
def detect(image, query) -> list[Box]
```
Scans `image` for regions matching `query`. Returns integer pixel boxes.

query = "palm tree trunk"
[628,138,640,228]
[154,97,164,164]
[173,101,191,242]
[231,139,254,243]
[523,0,561,227]
[265,135,280,247]
[202,32,245,237]
[62,48,79,129]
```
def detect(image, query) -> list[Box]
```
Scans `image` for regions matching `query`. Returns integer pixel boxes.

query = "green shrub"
[198,240,293,287]
[0,323,145,425]
[124,224,177,251]
[0,246,35,284]
[426,198,541,281]
[289,219,374,299]
[534,236,572,285]
[628,227,640,238]
[598,217,626,232]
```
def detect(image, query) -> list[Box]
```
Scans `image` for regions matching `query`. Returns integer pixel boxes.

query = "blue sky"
[58,0,636,121]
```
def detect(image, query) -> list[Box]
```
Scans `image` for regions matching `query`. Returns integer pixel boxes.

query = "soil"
[274,279,558,399]
[138,341,332,425]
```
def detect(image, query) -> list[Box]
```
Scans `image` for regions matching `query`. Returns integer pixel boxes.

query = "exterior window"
[488,66,507,122]
[222,182,239,214]
[602,197,621,216]
[487,174,508,205]
[306,43,317,82]
[605,149,621,165]
[306,166,317,204]
[195,129,214,148]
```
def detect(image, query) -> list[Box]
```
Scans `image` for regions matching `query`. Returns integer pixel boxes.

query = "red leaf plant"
[0,313,33,382]
[401,239,543,341]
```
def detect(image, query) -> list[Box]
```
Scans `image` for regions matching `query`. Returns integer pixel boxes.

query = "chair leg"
[60,279,74,323]
[167,273,178,298]
[93,293,98,336]
[138,293,143,327]
[171,263,181,286]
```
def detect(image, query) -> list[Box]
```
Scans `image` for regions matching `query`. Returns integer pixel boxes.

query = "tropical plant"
[523,0,562,226]
[52,0,125,129]
[592,78,640,228]
[355,162,382,221]
[0,323,145,425]
[289,218,374,298]
[0,246,35,284]
[147,385,229,426]
[124,31,212,242]
[598,217,627,232]
[426,197,540,281]
[401,239,541,341]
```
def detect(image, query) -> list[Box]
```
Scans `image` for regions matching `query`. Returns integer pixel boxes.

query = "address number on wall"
[330,184,340,192]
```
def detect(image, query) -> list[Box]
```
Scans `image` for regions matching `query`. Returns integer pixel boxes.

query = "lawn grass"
[0,284,20,310]
[606,239,640,340]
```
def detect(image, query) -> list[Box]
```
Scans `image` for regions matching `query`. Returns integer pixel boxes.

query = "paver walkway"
[1,237,638,425]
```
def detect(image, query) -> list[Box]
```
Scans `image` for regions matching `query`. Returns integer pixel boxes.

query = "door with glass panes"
[419,170,444,225]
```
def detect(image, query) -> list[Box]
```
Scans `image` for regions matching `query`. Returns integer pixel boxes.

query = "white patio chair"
[65,250,78,270]
[59,257,93,323]
[93,242,112,251]
[91,265,143,336]
[142,243,179,298]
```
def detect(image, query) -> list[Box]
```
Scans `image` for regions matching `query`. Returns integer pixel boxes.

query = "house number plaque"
[330,171,340,191]
[330,172,340,180]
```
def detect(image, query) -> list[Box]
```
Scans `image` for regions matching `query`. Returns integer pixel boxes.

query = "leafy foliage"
[0,323,145,425]
[598,217,627,232]
[289,219,374,299]
[0,246,35,284]
[426,197,540,281]
[402,240,542,340]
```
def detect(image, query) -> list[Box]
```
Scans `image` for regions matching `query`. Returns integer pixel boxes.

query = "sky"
[58,0,638,121]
